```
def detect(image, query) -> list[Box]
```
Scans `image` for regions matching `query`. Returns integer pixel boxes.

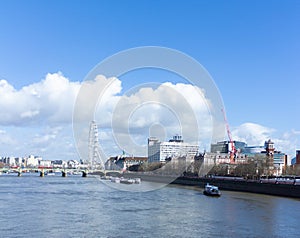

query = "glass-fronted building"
[210,141,247,153]
[243,146,265,155]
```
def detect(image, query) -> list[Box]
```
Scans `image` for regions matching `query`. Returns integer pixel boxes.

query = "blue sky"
[0,0,299,160]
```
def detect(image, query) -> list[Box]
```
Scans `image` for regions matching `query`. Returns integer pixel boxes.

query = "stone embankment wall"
[174,177,300,199]
[127,173,300,199]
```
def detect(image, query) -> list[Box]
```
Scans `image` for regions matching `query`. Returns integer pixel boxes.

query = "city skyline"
[0,1,299,160]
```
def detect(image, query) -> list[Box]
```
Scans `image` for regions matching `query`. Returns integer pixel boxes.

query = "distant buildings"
[67,160,80,169]
[148,135,199,163]
[291,150,300,172]
[1,135,291,178]
[51,160,67,168]
[291,156,296,165]
[0,155,42,168]
[0,155,84,170]
[26,155,41,167]
[105,156,147,171]
[39,160,52,168]
[245,140,287,176]
[211,141,247,154]
[210,139,287,176]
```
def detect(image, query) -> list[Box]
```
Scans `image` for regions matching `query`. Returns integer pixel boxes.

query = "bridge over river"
[0,167,122,177]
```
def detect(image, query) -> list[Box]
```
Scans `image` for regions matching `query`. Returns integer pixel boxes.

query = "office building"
[148,136,199,163]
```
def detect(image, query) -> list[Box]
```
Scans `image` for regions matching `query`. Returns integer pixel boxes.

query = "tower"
[265,139,275,155]
[265,139,275,175]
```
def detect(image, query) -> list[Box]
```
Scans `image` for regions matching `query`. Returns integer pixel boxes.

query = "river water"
[0,173,299,238]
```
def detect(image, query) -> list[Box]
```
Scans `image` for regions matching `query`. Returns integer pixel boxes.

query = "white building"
[39,160,52,168]
[26,155,40,167]
[52,160,67,168]
[148,136,199,163]
[6,157,16,166]
[67,160,80,169]
[15,157,25,167]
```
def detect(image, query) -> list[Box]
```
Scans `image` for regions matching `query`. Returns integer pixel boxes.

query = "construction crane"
[221,108,235,163]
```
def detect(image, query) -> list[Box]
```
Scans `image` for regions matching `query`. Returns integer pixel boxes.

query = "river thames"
[0,174,299,238]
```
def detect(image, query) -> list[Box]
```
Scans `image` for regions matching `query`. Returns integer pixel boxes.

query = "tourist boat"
[134,178,141,184]
[46,172,56,176]
[120,177,135,184]
[110,176,120,183]
[203,183,221,197]
[100,175,111,180]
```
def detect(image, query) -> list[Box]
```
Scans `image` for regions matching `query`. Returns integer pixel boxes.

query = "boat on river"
[203,183,221,197]
[46,172,56,176]
[110,176,120,183]
[118,177,141,184]
[120,177,135,184]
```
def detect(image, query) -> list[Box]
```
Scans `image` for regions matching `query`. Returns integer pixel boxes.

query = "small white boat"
[134,178,141,184]
[203,183,221,197]
[110,176,120,183]
[110,177,141,185]
[120,177,135,184]
[100,175,111,180]
[46,172,56,176]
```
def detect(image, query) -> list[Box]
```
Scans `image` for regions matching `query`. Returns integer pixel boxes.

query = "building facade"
[296,150,300,164]
[26,155,41,167]
[148,136,199,163]
[39,160,52,168]
[244,139,286,175]
[210,141,247,154]
[105,156,147,171]
[243,146,265,154]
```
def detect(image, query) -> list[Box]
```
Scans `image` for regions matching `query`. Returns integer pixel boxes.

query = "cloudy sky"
[0,0,299,161]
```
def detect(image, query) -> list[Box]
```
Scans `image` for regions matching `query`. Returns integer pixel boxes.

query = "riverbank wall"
[174,177,300,199]
[125,173,300,199]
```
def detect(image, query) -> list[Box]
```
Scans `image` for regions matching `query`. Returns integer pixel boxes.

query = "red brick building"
[296,150,300,164]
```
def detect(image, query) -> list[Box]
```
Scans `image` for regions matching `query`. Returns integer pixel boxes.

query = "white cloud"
[96,81,213,138]
[0,72,81,159]
[20,110,39,119]
[0,72,80,126]
[73,75,217,160]
[1,72,298,162]
[232,122,275,146]
[0,129,17,146]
